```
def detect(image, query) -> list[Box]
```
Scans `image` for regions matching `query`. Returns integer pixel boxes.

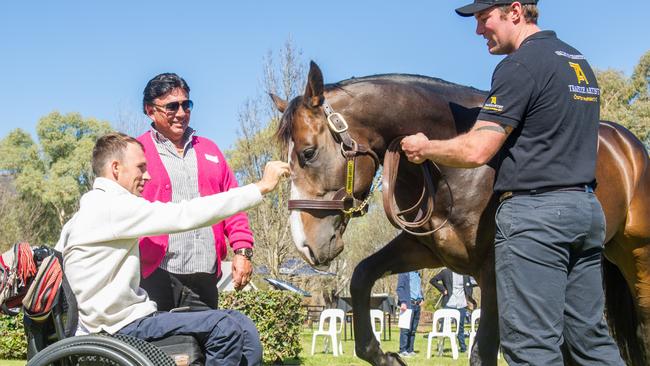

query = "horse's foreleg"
[469,252,500,366]
[350,233,441,366]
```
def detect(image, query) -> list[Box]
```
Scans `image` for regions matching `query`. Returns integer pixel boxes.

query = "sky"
[2,1,648,150]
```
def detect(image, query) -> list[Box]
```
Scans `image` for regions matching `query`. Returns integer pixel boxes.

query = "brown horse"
[271,61,650,366]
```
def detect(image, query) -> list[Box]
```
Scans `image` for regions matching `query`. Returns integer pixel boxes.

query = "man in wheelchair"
[48,132,289,365]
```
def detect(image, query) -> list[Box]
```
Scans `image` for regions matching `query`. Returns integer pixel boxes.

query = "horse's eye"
[302,147,317,162]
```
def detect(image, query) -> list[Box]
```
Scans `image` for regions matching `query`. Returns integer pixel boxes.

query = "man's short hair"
[92,133,143,176]
[499,4,539,24]
[142,73,191,114]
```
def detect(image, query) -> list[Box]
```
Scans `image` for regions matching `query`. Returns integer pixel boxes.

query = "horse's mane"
[275,74,485,146]
[276,96,303,148]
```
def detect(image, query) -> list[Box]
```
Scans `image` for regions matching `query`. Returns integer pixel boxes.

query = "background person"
[430,268,477,353]
[396,271,423,357]
[55,132,289,365]
[400,1,624,364]
[137,73,254,311]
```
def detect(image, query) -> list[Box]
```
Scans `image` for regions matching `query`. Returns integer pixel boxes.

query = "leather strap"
[382,137,452,236]
[499,184,592,203]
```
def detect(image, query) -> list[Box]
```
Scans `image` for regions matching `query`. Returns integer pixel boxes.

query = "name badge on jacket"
[205,154,220,164]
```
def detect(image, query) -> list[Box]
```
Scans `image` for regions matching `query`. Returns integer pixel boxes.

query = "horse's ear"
[269,93,288,113]
[303,61,324,109]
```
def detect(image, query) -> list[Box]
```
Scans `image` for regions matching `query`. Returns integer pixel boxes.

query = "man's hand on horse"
[401,133,430,164]
[232,254,253,291]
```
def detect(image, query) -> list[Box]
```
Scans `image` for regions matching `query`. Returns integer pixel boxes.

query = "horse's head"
[270,62,379,268]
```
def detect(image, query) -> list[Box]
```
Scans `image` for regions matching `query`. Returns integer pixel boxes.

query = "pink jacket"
[137,132,254,278]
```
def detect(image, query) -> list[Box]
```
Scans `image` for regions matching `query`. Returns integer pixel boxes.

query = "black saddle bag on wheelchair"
[2,243,205,366]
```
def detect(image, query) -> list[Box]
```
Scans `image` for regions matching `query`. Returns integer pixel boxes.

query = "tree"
[114,107,150,138]
[0,175,48,252]
[226,38,305,278]
[0,112,112,244]
[596,50,650,145]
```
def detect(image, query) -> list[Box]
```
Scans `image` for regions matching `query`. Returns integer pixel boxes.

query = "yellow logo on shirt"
[483,95,504,112]
[569,62,589,85]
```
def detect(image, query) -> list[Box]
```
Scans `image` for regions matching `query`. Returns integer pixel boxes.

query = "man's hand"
[400,133,431,164]
[255,161,290,194]
[232,253,253,291]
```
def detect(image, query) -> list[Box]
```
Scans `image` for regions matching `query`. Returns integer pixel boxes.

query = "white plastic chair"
[468,309,481,358]
[311,308,345,356]
[370,309,384,343]
[466,309,501,359]
[427,308,461,360]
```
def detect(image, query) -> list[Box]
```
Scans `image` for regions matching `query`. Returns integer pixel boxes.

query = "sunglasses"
[152,100,194,113]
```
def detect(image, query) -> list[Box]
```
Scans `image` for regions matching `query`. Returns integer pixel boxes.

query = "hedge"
[0,313,27,360]
[221,290,307,364]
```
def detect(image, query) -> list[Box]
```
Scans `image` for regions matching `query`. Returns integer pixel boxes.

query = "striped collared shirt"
[149,126,217,274]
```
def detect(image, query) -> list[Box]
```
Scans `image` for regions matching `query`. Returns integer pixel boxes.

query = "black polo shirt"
[478,31,601,193]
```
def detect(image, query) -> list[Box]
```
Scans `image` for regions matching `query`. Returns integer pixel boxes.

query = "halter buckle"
[327,113,348,133]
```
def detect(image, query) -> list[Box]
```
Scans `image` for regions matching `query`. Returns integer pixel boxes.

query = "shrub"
[221,290,307,364]
[0,313,27,359]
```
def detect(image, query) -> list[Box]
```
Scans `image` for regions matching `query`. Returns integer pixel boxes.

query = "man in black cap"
[401,1,624,365]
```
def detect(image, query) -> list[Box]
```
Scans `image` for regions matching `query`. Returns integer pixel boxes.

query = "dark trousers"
[399,303,421,353]
[141,267,218,311]
[117,309,262,366]
[495,191,624,366]
[444,306,467,352]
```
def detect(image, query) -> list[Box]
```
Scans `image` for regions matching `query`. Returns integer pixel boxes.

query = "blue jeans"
[445,306,467,352]
[399,303,421,353]
[495,191,624,366]
[118,309,262,366]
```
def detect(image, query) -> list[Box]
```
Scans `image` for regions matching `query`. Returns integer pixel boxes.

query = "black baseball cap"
[455,0,538,17]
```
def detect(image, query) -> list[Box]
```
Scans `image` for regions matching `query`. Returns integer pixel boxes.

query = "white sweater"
[55,177,263,334]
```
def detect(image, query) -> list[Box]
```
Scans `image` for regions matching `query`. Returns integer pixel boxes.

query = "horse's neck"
[328,81,482,164]
[348,109,463,155]
[353,116,459,163]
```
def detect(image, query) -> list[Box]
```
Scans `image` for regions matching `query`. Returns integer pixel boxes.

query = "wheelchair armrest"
[169,305,210,313]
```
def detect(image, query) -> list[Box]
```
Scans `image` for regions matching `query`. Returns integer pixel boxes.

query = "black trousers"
[495,191,624,365]
[141,267,219,311]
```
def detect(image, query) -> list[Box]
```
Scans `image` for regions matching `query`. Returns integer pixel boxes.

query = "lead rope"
[382,137,453,236]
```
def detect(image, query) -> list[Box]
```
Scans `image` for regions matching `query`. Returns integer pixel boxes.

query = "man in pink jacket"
[137,73,254,310]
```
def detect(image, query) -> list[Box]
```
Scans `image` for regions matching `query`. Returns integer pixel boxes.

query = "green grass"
[275,326,508,366]
[0,360,24,366]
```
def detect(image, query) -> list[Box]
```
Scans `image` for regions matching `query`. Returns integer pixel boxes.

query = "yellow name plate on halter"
[346,159,355,195]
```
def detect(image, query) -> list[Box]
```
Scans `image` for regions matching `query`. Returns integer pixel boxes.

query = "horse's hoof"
[382,351,408,366]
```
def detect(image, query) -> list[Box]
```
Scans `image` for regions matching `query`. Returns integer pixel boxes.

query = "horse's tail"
[602,257,647,366]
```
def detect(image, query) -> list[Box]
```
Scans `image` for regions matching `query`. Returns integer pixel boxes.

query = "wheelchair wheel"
[27,334,176,366]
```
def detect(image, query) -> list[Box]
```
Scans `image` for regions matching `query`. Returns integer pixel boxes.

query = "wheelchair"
[2,245,203,366]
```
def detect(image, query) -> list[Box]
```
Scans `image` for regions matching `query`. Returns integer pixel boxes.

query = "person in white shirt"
[55,132,289,366]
